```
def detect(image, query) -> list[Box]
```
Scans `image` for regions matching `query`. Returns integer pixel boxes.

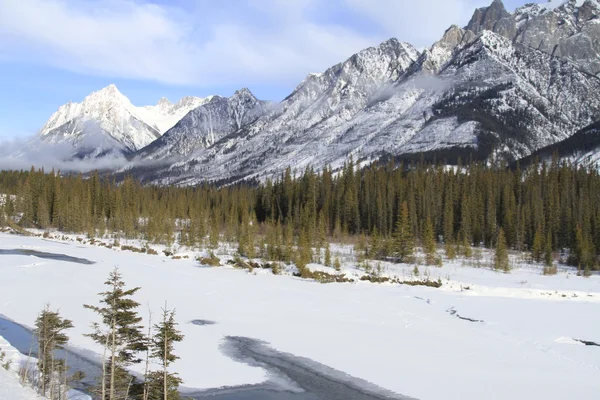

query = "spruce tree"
[531,226,544,262]
[37,197,50,229]
[393,201,414,263]
[324,242,332,267]
[0,205,6,227]
[494,228,510,272]
[445,240,457,260]
[334,257,341,272]
[208,214,220,250]
[84,267,147,400]
[459,194,472,257]
[544,240,553,268]
[543,230,556,275]
[422,216,437,265]
[146,306,184,400]
[369,227,382,260]
[34,304,73,397]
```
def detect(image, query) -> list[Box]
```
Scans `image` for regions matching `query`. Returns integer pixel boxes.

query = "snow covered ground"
[0,335,42,400]
[0,232,599,400]
[0,367,42,400]
[0,324,88,400]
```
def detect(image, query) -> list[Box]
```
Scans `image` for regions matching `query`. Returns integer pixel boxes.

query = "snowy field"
[0,232,599,399]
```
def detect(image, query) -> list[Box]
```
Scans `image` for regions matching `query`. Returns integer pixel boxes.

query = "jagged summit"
[135,88,268,160]
[156,97,172,107]
[466,0,516,38]
[465,0,600,74]
[233,87,254,96]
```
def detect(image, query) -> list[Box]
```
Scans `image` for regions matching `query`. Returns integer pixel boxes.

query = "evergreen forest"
[1,156,599,272]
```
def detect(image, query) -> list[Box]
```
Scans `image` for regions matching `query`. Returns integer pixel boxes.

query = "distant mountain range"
[31,0,600,184]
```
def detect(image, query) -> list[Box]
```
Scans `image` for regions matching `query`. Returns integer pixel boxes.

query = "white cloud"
[0,0,494,87]
[343,0,489,48]
[0,135,127,172]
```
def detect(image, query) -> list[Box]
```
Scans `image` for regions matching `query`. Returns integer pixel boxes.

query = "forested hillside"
[1,156,599,272]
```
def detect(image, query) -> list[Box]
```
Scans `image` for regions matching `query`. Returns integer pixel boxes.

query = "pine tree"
[543,229,556,275]
[84,267,147,400]
[571,225,596,272]
[459,193,472,257]
[422,216,437,265]
[444,240,457,260]
[544,236,553,268]
[0,205,6,227]
[494,228,510,272]
[208,214,220,250]
[324,242,332,267]
[393,201,414,263]
[146,306,184,400]
[34,304,73,397]
[368,227,382,260]
[37,197,50,229]
[531,226,544,262]
[443,189,454,246]
[333,257,341,272]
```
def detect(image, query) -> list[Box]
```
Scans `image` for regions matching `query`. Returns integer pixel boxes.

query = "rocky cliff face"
[467,0,517,39]
[467,0,600,76]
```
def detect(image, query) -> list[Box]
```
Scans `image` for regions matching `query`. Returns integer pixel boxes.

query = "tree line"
[1,155,599,272]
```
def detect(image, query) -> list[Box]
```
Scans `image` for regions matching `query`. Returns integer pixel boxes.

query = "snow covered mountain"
[39,85,208,154]
[133,38,422,183]
[137,1,600,184]
[35,0,600,183]
[136,88,268,160]
[136,96,211,136]
[519,121,600,167]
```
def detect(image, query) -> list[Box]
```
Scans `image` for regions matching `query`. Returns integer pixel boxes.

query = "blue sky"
[0,0,538,140]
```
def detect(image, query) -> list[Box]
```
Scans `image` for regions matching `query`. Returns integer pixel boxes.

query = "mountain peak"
[84,84,129,106]
[233,87,256,99]
[466,0,515,39]
[98,83,120,95]
[157,97,172,107]
[379,37,400,47]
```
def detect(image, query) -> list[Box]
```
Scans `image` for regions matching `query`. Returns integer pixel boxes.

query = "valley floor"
[0,232,599,400]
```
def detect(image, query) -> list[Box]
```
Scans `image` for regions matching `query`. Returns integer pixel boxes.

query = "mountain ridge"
[31,0,600,184]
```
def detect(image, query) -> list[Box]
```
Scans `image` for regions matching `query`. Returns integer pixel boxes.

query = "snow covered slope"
[39,85,208,153]
[0,367,43,400]
[519,121,600,167]
[136,96,211,135]
[136,88,268,160]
